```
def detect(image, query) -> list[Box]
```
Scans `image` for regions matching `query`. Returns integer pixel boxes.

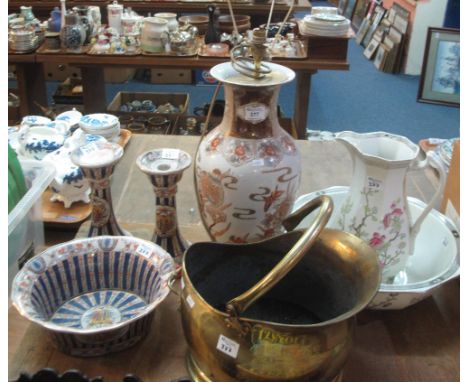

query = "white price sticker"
[161,149,180,160]
[244,105,267,123]
[186,295,195,308]
[216,335,240,359]
[136,244,152,258]
[367,176,382,190]
[181,278,185,290]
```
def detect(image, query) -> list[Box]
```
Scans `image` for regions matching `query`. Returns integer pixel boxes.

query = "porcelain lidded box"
[79,113,120,141]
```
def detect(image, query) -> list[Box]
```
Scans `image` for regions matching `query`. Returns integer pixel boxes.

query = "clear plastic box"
[8,159,55,289]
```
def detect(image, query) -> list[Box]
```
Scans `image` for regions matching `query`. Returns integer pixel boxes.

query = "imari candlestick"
[136,148,192,260]
[71,141,130,237]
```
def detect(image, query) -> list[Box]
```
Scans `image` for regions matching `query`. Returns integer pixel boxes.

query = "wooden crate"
[107,91,189,133]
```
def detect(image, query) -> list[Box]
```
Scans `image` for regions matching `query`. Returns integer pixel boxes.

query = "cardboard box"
[150,69,192,84]
[107,91,189,133]
[441,139,460,227]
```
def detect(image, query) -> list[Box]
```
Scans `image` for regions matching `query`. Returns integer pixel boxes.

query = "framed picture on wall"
[418,27,460,107]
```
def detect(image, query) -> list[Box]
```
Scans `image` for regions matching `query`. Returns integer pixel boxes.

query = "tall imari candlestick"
[71,141,130,237]
[136,148,192,260]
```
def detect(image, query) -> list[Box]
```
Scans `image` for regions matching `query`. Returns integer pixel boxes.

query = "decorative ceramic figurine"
[43,147,91,208]
[332,131,446,281]
[195,62,301,243]
[71,141,129,236]
[43,131,107,208]
[136,149,192,260]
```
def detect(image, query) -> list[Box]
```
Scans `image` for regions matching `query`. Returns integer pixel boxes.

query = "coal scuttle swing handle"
[226,195,333,321]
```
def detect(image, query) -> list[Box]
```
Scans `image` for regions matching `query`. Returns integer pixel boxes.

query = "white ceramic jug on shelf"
[332,131,446,282]
[140,16,169,53]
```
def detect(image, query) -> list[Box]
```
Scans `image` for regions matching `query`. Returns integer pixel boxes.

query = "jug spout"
[335,131,420,167]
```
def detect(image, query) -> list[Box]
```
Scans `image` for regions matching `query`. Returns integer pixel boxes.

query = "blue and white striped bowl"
[11,236,174,357]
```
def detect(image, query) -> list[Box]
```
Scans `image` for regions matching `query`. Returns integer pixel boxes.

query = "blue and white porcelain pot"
[19,126,65,160]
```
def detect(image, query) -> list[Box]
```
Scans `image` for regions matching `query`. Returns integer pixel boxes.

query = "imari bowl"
[11,236,174,357]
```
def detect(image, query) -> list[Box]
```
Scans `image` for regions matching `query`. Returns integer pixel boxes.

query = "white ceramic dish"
[294,186,460,310]
[80,113,119,128]
[79,114,120,140]
[312,13,346,22]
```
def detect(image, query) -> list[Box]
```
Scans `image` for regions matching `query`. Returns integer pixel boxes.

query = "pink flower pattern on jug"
[369,232,386,248]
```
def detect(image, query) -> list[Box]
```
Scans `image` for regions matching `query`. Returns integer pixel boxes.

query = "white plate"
[312,13,346,22]
[294,186,460,310]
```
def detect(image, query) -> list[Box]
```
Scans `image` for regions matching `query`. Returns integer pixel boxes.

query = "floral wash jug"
[332,131,446,281]
[195,62,301,244]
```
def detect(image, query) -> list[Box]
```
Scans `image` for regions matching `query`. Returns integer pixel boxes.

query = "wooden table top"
[8,135,459,381]
[8,51,349,72]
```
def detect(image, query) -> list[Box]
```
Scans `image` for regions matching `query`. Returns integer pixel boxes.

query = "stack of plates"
[299,13,350,37]
[9,28,39,53]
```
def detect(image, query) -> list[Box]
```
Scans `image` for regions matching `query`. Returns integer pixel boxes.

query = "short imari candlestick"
[136,148,192,260]
[71,141,130,237]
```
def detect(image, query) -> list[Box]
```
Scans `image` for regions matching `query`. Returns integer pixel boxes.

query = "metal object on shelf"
[230,28,272,78]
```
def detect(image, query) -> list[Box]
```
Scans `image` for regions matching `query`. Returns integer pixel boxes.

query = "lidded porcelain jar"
[107,1,123,34]
[195,62,301,243]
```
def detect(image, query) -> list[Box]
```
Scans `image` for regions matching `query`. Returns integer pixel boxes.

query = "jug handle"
[226,195,333,319]
[409,152,447,238]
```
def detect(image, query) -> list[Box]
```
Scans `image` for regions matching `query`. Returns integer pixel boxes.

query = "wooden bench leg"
[81,66,106,113]
[16,62,47,117]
